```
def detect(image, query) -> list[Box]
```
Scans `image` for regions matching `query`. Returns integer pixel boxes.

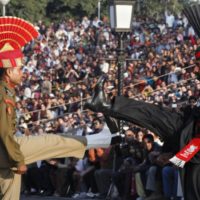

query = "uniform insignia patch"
[7,106,12,115]
[5,88,14,97]
[4,98,15,107]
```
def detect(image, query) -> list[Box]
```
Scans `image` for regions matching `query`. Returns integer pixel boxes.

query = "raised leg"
[15,134,87,165]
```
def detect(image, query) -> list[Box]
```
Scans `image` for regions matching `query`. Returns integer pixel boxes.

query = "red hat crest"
[0,16,39,68]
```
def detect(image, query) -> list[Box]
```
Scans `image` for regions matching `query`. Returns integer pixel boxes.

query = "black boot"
[84,75,111,113]
[84,76,121,144]
[104,116,119,134]
[105,116,122,144]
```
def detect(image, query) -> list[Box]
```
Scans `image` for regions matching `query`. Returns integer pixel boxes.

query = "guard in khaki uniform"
[0,17,119,200]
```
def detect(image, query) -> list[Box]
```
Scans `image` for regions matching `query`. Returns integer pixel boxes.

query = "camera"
[172,103,177,108]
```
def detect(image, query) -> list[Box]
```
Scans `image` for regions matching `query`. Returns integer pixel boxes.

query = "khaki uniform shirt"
[0,81,24,167]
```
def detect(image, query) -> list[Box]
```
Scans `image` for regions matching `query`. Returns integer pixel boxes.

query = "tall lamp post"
[109,0,134,133]
[0,0,10,16]
[105,2,134,198]
[98,0,101,20]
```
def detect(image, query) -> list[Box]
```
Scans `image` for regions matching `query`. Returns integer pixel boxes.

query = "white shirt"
[100,61,109,73]
[165,12,175,28]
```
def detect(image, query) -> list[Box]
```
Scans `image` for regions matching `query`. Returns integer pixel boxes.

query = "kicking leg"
[15,134,87,165]
[85,75,183,140]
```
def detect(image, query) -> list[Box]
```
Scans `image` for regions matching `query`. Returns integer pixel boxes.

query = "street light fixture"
[109,0,134,33]
[109,0,134,133]
[109,0,134,96]
[0,0,10,16]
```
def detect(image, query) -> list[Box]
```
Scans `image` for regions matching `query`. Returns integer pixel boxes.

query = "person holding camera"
[112,128,144,200]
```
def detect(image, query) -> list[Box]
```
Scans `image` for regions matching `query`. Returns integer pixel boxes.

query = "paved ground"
[21,196,69,200]
[20,194,167,200]
[20,194,103,200]
[21,196,96,200]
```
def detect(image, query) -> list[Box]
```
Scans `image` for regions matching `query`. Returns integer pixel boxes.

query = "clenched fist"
[15,164,27,174]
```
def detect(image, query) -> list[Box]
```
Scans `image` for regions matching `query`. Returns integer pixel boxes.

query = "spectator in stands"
[134,134,162,200]
[112,129,144,200]
[94,146,117,199]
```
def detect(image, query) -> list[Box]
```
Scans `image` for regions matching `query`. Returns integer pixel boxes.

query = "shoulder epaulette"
[5,88,14,98]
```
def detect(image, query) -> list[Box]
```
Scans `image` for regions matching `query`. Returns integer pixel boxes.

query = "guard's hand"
[48,159,58,166]
[15,164,27,174]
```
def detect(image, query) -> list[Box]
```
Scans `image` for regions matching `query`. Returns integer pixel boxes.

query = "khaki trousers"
[135,172,146,198]
[0,134,86,200]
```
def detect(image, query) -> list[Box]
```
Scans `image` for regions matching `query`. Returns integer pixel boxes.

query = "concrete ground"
[21,196,69,200]
[20,194,104,200]
[20,194,167,200]
[21,195,97,200]
[20,196,169,200]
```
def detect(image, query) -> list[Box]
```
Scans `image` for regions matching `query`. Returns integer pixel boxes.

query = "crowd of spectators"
[17,10,200,200]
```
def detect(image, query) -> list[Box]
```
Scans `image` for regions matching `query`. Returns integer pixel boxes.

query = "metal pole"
[98,0,101,20]
[117,33,124,134]
[2,4,5,16]
[80,91,83,112]
[106,34,125,200]
[117,33,124,96]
